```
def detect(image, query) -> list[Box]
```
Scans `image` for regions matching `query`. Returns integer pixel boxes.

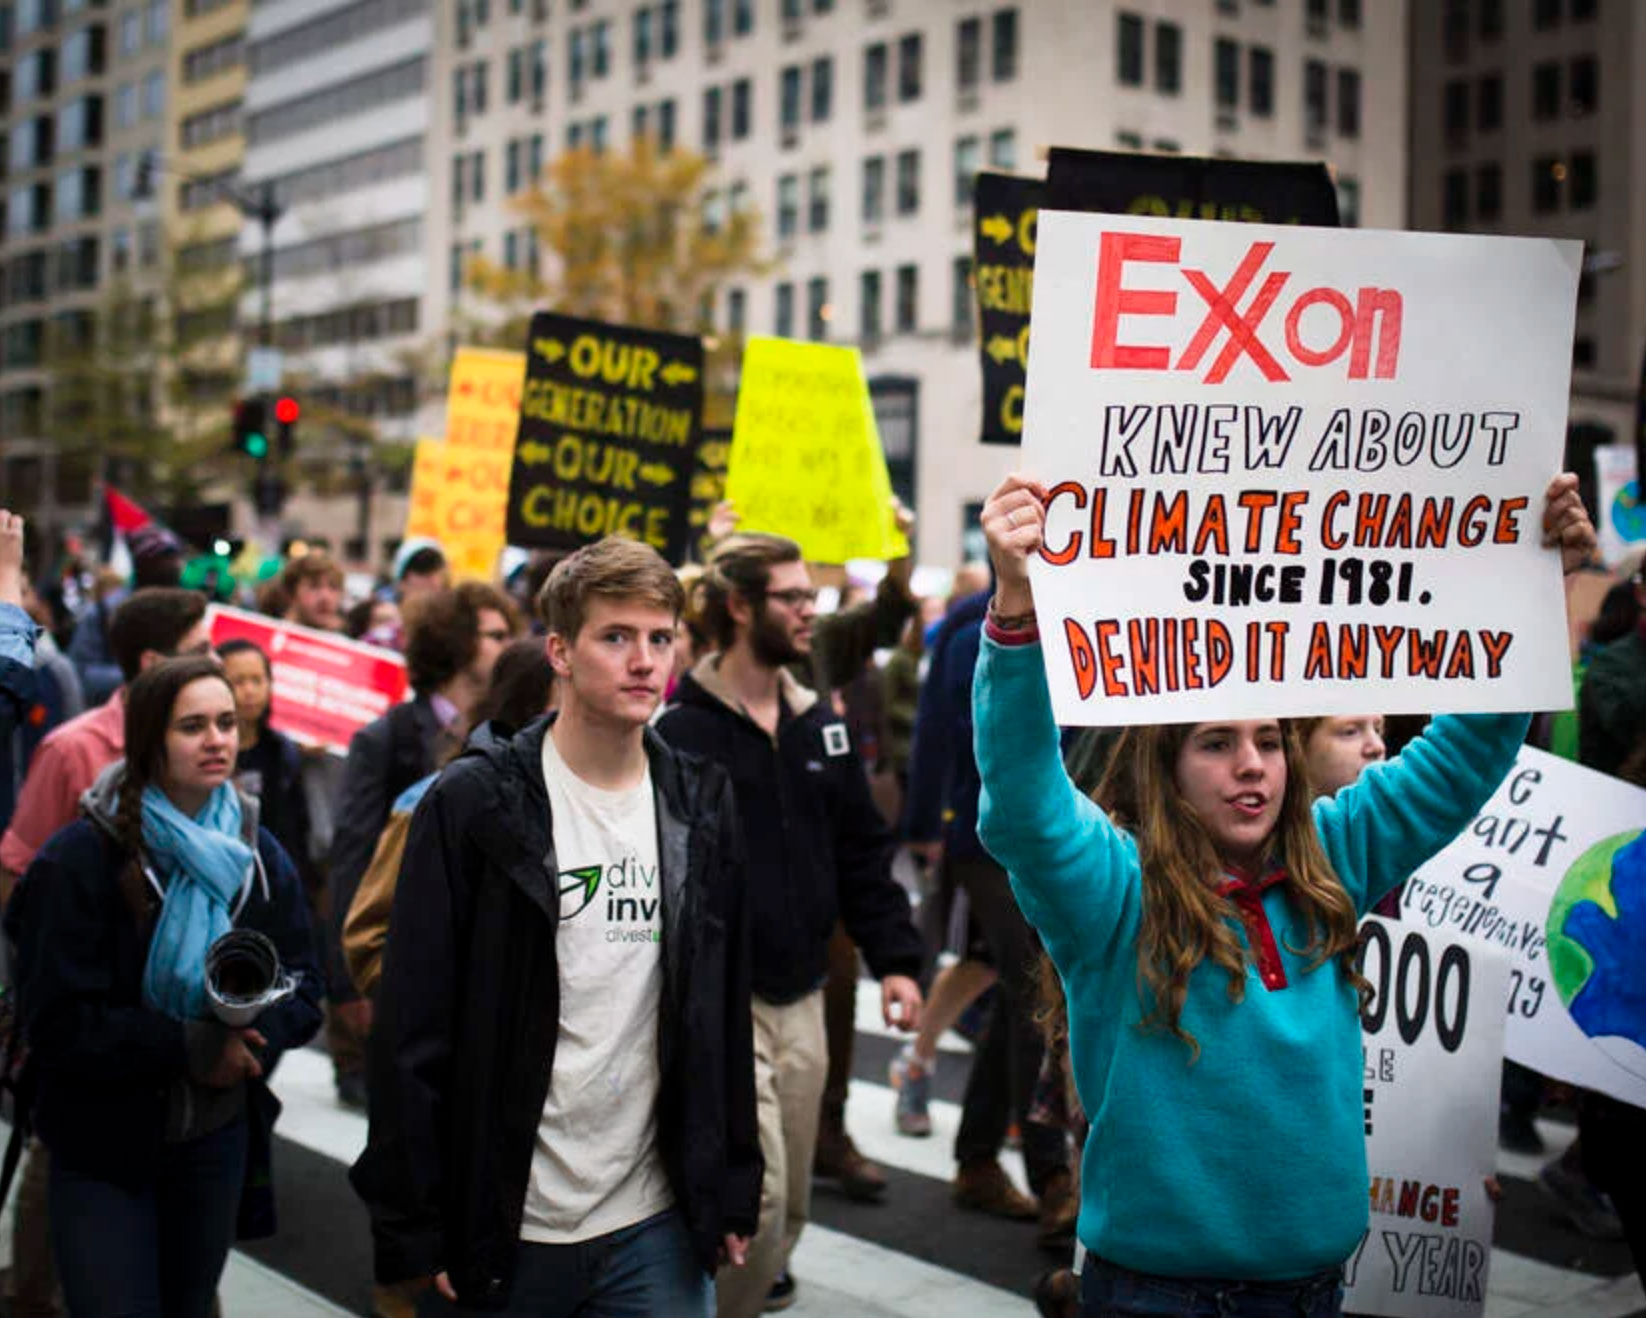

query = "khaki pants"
[714,992,827,1318]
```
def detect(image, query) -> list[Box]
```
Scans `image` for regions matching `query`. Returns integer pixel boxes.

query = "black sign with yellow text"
[974,151,1340,446]
[506,313,704,563]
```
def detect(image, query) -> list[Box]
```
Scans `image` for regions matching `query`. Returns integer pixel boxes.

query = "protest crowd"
[0,161,1643,1318]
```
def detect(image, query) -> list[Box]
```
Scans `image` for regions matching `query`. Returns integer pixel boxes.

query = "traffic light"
[232,398,269,460]
[273,395,300,457]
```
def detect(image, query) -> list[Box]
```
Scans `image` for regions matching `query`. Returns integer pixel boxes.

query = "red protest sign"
[208,606,408,753]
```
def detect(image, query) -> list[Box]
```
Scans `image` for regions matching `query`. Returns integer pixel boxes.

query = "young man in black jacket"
[657,533,924,1318]
[352,539,760,1315]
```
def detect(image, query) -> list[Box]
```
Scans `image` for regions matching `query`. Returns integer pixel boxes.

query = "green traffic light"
[247,433,268,458]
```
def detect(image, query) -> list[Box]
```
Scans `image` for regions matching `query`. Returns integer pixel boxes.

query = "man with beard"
[656,533,924,1318]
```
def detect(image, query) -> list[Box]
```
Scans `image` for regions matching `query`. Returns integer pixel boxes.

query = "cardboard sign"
[505,313,702,562]
[1344,918,1508,1318]
[687,427,731,563]
[1023,213,1581,725]
[405,438,509,581]
[975,152,1340,447]
[207,606,407,754]
[1398,747,1646,1109]
[446,347,526,454]
[725,337,908,564]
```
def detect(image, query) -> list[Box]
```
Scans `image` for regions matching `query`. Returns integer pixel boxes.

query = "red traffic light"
[274,397,300,425]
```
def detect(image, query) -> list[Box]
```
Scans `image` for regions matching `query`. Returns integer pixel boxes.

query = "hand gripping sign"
[1022,212,1582,725]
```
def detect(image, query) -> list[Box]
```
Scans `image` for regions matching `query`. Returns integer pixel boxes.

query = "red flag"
[104,486,152,533]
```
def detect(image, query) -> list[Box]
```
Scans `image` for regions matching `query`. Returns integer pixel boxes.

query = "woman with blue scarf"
[6,653,323,1318]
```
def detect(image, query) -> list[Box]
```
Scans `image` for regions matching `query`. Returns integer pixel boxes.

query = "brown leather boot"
[953,1158,1039,1220]
[813,1117,888,1202]
[1037,1169,1079,1251]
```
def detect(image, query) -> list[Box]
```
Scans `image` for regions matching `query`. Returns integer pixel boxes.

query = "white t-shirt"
[519,730,673,1243]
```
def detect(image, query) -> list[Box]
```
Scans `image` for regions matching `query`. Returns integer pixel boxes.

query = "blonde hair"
[1093,721,1365,1061]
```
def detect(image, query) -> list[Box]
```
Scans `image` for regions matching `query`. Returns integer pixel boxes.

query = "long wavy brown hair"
[1092,720,1365,1061]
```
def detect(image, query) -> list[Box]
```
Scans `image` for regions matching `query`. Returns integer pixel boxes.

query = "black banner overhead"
[974,150,1341,447]
[686,427,731,563]
[505,313,704,564]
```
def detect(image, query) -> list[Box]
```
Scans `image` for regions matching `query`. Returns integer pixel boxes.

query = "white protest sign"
[1022,213,1581,726]
[1345,918,1509,1318]
[1398,746,1646,1109]
[1595,443,1644,567]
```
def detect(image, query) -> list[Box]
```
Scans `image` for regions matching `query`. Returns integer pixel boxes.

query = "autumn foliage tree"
[465,139,765,425]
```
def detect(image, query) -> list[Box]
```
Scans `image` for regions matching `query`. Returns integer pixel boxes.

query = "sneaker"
[890,1046,934,1138]
[814,1128,889,1202]
[954,1158,1039,1221]
[763,1272,797,1312]
[1538,1158,1624,1241]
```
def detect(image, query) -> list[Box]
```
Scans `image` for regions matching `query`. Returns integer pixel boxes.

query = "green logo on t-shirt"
[557,866,603,920]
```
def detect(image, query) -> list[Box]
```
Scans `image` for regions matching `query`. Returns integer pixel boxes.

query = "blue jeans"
[49,1118,248,1318]
[1083,1257,1344,1318]
[419,1209,712,1318]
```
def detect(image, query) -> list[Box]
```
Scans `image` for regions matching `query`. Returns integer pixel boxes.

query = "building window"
[864,43,888,112]
[895,148,920,216]
[1117,13,1144,87]
[1532,62,1560,121]
[1444,79,1469,144]
[777,174,798,239]
[1336,69,1360,137]
[1570,57,1597,116]
[1339,0,1360,27]
[1570,151,1596,209]
[705,0,724,45]
[954,136,979,207]
[956,17,981,92]
[988,128,1015,170]
[1478,0,1503,39]
[1443,0,1468,62]
[634,6,653,65]
[808,165,829,232]
[1304,60,1328,135]
[862,155,885,225]
[120,9,141,54]
[780,65,802,138]
[732,78,751,138]
[658,99,676,150]
[1215,39,1240,110]
[860,269,882,343]
[952,254,973,337]
[505,139,521,193]
[992,9,1018,82]
[1475,162,1502,220]
[661,1,679,57]
[1531,156,1561,213]
[895,263,918,334]
[1571,0,1595,18]
[1336,176,1360,227]
[1477,75,1502,133]
[775,281,794,337]
[1249,47,1274,116]
[1442,169,1468,229]
[812,57,833,122]
[1153,22,1182,95]
[734,0,753,37]
[807,276,828,341]
[1573,337,1596,369]
[1532,0,1559,31]
[727,287,746,334]
[703,86,722,152]
[142,69,165,119]
[898,32,922,102]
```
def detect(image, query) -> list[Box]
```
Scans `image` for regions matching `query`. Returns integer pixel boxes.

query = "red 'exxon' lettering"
[1088,233,1404,383]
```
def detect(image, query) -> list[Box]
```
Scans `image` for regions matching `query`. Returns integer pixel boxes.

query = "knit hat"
[392,536,446,582]
[128,525,183,563]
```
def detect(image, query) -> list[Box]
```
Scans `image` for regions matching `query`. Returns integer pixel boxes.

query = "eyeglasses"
[761,587,819,609]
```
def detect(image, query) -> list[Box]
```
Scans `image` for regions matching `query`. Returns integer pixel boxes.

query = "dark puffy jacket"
[349,717,761,1308]
[4,776,322,1232]
[656,658,923,1004]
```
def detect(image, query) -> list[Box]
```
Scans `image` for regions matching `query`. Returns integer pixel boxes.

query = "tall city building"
[0,0,172,542]
[238,0,434,556]
[427,0,1407,569]
[1408,0,1634,458]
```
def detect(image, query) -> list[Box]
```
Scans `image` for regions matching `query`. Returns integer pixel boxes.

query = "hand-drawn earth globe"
[1547,829,1646,1083]
[1611,479,1645,545]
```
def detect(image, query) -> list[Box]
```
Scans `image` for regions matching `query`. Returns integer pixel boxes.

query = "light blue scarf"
[139,782,255,1021]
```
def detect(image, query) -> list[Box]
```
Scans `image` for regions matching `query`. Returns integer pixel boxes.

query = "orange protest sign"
[446,347,526,454]
[405,438,510,581]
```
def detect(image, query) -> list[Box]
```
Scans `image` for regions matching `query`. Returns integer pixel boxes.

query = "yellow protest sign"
[725,338,908,564]
[405,438,510,581]
[446,347,526,454]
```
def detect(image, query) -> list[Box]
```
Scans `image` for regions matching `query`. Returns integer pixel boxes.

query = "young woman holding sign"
[973,472,1593,1317]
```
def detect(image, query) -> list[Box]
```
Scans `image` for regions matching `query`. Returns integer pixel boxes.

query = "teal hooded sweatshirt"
[973,637,1527,1281]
